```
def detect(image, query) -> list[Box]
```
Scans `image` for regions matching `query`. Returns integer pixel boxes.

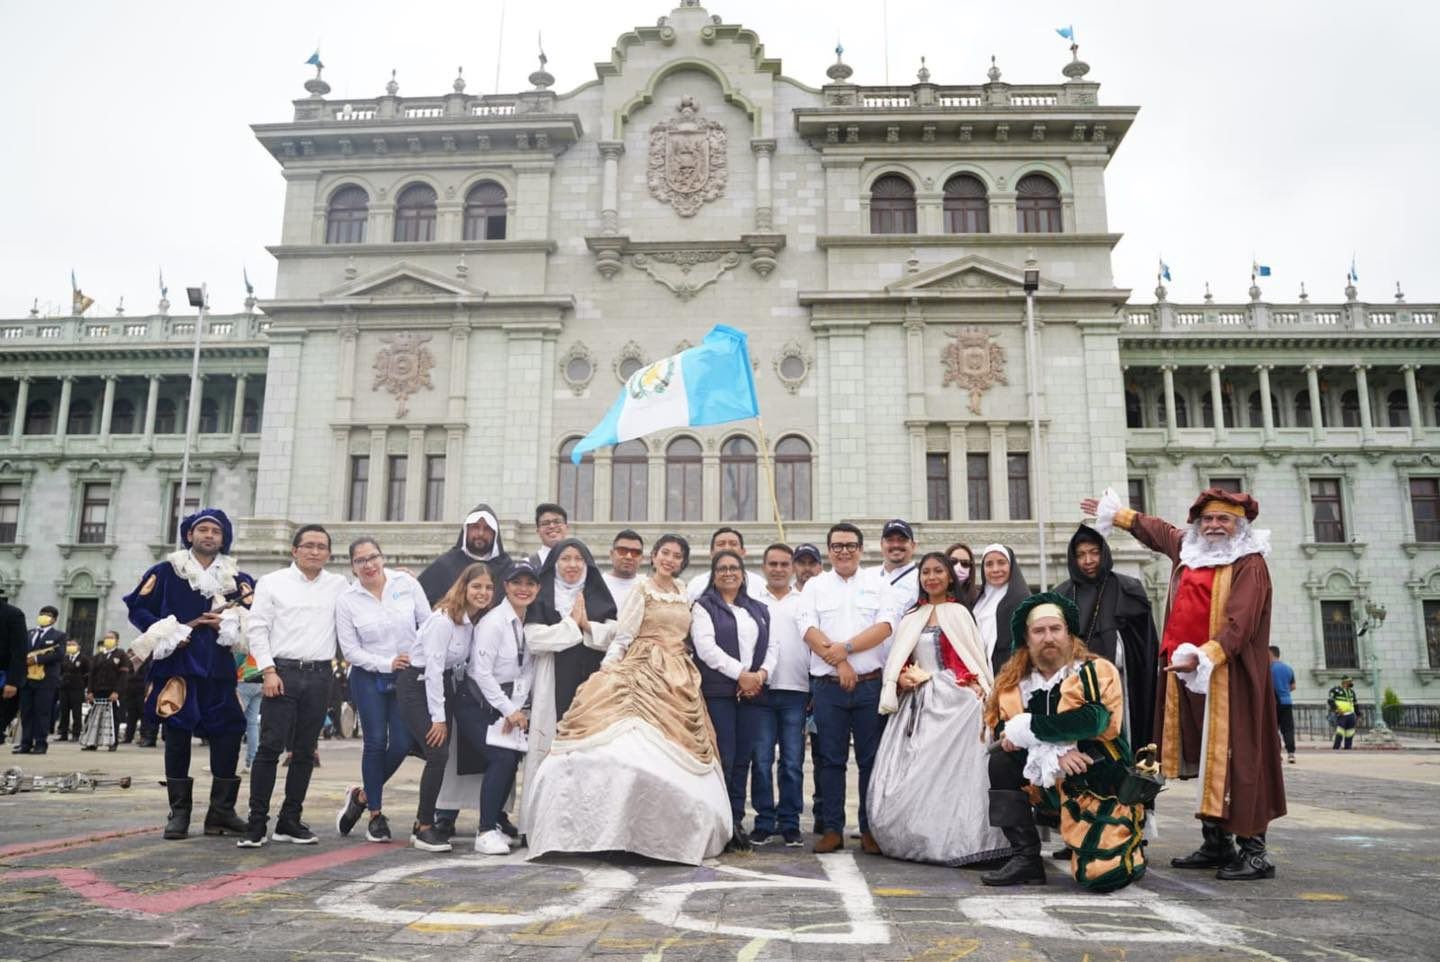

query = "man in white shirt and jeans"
[239,524,349,847]
[797,523,902,854]
[752,543,809,847]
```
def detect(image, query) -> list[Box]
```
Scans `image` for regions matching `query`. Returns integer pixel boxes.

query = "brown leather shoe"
[813,831,844,853]
[860,832,881,855]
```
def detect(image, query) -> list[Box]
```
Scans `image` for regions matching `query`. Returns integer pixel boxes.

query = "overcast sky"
[3,1,1435,317]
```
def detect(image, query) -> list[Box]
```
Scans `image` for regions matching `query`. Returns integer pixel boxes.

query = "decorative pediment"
[886,254,1064,295]
[321,262,484,300]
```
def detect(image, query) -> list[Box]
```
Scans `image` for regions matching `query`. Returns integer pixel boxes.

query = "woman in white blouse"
[334,537,431,844]
[395,562,495,853]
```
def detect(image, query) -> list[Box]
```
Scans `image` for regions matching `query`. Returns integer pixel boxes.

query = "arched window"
[1201,393,1233,429]
[775,436,812,521]
[154,398,177,434]
[556,438,594,522]
[1016,174,1062,233]
[869,174,916,234]
[463,181,507,240]
[1295,389,1326,428]
[664,437,703,522]
[611,440,648,522]
[720,436,757,522]
[1387,389,1411,427]
[67,399,95,435]
[1340,390,1361,427]
[198,398,220,434]
[325,185,369,244]
[1154,393,1188,428]
[1124,390,1143,429]
[111,398,136,435]
[943,174,989,233]
[393,183,438,242]
[1247,391,1279,428]
[242,397,260,434]
[23,399,53,435]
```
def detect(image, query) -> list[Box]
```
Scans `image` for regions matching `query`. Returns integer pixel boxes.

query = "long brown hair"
[437,562,495,624]
[984,634,1094,731]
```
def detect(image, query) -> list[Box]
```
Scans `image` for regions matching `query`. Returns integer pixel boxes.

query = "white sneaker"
[474,829,510,855]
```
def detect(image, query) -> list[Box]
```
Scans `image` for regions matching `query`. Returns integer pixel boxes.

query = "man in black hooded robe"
[1053,524,1159,748]
[417,504,512,605]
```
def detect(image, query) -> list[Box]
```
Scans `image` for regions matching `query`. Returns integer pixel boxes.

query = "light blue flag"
[572,325,759,463]
[1160,259,1172,282]
[1056,25,1074,40]
[1348,256,1358,284]
[1256,265,1272,277]
[305,50,324,69]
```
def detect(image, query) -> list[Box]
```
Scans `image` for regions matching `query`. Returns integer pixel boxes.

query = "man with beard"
[869,519,919,602]
[1054,526,1158,749]
[791,544,823,590]
[1082,486,1285,881]
[417,504,511,605]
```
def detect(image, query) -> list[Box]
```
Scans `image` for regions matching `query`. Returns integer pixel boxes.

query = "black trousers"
[1275,703,1295,754]
[395,667,450,825]
[0,691,19,740]
[19,688,57,750]
[247,665,331,824]
[57,689,85,737]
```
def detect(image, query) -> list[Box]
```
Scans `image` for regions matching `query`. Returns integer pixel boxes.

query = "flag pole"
[754,415,787,544]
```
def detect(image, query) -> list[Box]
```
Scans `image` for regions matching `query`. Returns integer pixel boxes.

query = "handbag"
[1115,742,1166,807]
[156,677,187,718]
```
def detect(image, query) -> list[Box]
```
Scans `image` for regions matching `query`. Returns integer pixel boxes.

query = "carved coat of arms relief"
[647,96,728,217]
[372,332,436,418]
[942,329,1008,416]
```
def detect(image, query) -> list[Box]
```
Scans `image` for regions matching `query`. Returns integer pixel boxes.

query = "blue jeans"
[812,676,885,835]
[752,689,807,834]
[237,681,264,765]
[706,695,770,828]
[349,668,413,813]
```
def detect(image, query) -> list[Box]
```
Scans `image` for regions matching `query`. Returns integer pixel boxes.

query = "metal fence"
[1293,703,1440,741]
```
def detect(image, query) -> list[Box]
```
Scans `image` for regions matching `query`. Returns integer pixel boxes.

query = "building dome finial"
[827,41,853,82]
[453,66,466,93]
[916,56,931,84]
[1062,41,1090,81]
[385,69,399,96]
[987,55,1002,84]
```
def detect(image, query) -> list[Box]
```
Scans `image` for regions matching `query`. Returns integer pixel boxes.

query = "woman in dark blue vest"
[691,550,776,853]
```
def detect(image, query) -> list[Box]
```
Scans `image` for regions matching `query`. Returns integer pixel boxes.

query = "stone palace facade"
[0,2,1436,707]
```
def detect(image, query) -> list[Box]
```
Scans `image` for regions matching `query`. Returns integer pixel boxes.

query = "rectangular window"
[926,453,951,521]
[1426,600,1440,670]
[967,454,991,521]
[424,455,445,522]
[1310,477,1345,543]
[385,456,407,522]
[557,456,595,523]
[1126,478,1148,517]
[611,456,649,523]
[78,483,111,544]
[1209,476,1243,493]
[348,456,369,521]
[166,481,201,543]
[1412,477,1440,542]
[1320,600,1359,669]
[665,462,703,522]
[0,483,19,543]
[1007,453,1031,520]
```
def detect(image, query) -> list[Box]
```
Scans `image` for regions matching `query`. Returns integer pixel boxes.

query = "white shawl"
[880,602,992,715]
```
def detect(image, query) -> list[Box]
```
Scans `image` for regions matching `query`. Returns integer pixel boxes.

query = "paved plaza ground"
[0,732,1435,962]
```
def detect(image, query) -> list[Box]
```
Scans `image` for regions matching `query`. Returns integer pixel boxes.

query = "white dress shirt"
[335,569,431,674]
[469,599,534,717]
[757,586,809,693]
[870,562,919,610]
[686,568,768,602]
[796,567,902,677]
[602,572,638,611]
[414,609,475,723]
[690,601,779,681]
[246,563,348,671]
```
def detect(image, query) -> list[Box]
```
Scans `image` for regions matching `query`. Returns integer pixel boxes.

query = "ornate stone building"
[1,3,1436,704]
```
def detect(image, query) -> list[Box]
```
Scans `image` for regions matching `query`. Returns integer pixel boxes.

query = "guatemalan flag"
[571,325,759,463]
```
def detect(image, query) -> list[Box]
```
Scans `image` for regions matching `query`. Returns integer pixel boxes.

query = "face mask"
[952,563,971,580]
[37,615,54,628]
[66,644,79,655]
[103,637,118,650]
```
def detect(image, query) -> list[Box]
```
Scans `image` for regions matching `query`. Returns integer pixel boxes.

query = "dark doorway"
[67,598,98,654]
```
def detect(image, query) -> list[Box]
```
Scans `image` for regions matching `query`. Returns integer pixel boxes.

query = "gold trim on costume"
[138,574,157,597]
[1201,500,1245,518]
[1114,507,1138,530]
[1198,565,1234,821]
[1025,603,1065,626]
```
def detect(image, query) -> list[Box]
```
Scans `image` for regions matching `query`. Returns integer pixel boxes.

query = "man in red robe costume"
[1080,487,1286,880]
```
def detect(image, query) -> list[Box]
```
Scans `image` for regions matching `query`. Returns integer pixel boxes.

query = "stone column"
[1207,365,1226,441]
[947,424,968,522]
[230,374,248,447]
[336,318,358,421]
[183,374,205,442]
[1305,364,1324,442]
[751,139,775,231]
[98,375,117,444]
[598,141,624,235]
[907,424,927,521]
[988,423,1009,521]
[1255,365,1275,440]
[444,428,465,521]
[448,322,470,421]
[143,375,161,447]
[366,427,387,522]
[593,449,614,524]
[10,377,29,444]
[55,375,74,441]
[647,442,666,522]
[1403,363,1423,440]
[1353,364,1374,439]
[404,427,426,522]
[1160,364,1178,443]
[702,444,721,523]
[329,429,350,519]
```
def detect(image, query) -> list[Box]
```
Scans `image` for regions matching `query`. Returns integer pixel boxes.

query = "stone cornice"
[1119,333,1440,355]
[816,233,1123,249]
[0,344,268,365]
[260,294,575,317]
[266,239,557,259]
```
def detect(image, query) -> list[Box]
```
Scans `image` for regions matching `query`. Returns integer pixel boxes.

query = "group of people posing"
[120,484,1286,892]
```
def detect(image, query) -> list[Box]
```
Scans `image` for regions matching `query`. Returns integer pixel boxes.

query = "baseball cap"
[793,543,822,563]
[504,560,539,582]
[882,519,915,541]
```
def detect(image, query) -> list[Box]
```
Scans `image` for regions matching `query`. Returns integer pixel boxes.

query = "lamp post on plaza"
[1358,600,1398,746]
[1023,253,1047,589]
[176,284,207,548]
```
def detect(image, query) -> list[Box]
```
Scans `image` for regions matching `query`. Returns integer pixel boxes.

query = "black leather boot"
[1171,819,1236,869]
[1216,834,1276,880]
[164,777,193,840]
[203,776,249,836]
[980,790,1046,886]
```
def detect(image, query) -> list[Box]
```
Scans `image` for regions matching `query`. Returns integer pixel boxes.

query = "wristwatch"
[843,641,855,655]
